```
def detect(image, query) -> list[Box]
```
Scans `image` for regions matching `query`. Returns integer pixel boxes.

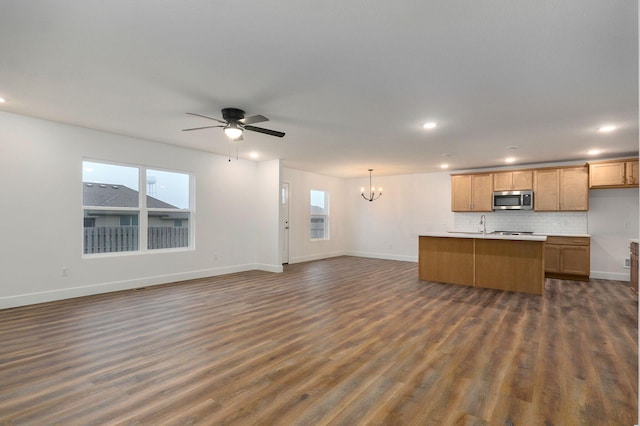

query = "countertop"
[534,233,591,238]
[421,232,547,242]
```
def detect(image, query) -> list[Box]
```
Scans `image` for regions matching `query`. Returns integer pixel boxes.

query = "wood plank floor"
[0,256,637,425]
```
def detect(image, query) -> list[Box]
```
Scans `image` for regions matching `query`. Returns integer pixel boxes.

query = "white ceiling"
[0,1,637,178]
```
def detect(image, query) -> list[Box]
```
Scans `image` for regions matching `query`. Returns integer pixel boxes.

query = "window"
[146,169,190,250]
[310,189,328,239]
[119,215,139,226]
[82,160,192,255]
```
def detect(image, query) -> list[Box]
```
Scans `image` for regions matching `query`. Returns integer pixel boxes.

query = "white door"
[281,181,290,264]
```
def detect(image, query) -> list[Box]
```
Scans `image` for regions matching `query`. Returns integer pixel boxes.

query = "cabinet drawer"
[545,236,590,246]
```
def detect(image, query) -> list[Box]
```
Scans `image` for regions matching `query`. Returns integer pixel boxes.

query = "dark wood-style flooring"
[0,256,637,425]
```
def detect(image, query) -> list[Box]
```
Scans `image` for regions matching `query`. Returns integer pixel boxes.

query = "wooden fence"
[83,227,188,253]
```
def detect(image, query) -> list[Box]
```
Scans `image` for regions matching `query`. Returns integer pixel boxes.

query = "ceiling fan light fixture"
[224,122,243,140]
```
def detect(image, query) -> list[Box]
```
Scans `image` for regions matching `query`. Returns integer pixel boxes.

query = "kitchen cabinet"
[544,236,590,280]
[631,242,638,295]
[451,174,492,212]
[533,166,588,211]
[493,170,533,191]
[589,158,639,188]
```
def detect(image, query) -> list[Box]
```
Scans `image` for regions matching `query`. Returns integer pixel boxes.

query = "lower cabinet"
[544,236,590,280]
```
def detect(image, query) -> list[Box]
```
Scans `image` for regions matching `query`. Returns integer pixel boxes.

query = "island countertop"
[421,232,547,242]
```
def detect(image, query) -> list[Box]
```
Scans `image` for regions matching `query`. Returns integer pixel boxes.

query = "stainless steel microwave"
[492,190,533,210]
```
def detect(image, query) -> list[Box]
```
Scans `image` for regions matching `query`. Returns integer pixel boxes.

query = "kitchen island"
[419,232,547,295]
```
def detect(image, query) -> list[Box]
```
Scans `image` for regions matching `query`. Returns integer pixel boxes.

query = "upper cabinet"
[533,166,589,211]
[493,170,533,191]
[451,174,493,212]
[589,158,639,188]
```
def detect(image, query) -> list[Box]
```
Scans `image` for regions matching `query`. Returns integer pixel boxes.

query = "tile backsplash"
[453,211,588,234]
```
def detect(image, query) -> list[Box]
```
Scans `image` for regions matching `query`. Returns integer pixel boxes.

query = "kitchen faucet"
[479,215,486,234]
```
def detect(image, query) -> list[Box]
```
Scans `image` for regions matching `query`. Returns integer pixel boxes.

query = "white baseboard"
[255,263,284,273]
[590,271,630,281]
[288,251,345,264]
[344,251,418,263]
[289,251,418,264]
[0,263,265,310]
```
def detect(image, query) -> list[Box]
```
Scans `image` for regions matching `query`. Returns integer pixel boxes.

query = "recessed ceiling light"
[423,122,437,129]
[0,97,5,103]
[598,125,616,133]
[505,157,516,163]
[588,149,601,156]
[440,164,449,169]
[249,152,259,159]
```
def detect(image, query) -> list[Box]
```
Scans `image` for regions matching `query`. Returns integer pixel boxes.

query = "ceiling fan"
[182,108,285,141]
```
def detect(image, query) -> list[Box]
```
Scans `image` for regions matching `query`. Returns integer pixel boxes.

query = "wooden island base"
[419,235,546,295]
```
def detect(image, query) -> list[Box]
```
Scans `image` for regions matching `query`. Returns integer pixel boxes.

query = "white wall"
[281,168,346,263]
[256,159,283,272]
[588,188,639,280]
[344,172,453,261]
[0,111,280,309]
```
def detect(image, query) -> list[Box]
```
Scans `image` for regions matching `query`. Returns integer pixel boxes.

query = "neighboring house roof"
[311,205,325,215]
[83,182,177,209]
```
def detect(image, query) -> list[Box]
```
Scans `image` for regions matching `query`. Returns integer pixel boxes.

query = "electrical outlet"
[60,267,69,277]
[623,258,631,269]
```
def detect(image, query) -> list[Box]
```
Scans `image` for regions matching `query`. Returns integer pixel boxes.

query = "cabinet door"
[451,175,471,212]
[589,162,626,188]
[545,244,561,273]
[533,169,559,211]
[471,174,493,211]
[560,167,588,211]
[560,245,590,276]
[626,160,639,186]
[493,172,513,191]
[493,171,532,191]
[512,170,533,190]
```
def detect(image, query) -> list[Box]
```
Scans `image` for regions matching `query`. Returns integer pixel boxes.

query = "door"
[280,181,290,265]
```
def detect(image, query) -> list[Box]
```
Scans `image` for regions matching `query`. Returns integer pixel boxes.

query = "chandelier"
[361,169,382,202]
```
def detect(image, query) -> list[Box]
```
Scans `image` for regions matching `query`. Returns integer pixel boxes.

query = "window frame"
[82,159,195,257]
[310,189,329,240]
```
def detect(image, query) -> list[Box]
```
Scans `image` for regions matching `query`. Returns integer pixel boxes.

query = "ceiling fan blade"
[244,125,285,138]
[182,125,224,131]
[186,112,226,124]
[240,114,269,125]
